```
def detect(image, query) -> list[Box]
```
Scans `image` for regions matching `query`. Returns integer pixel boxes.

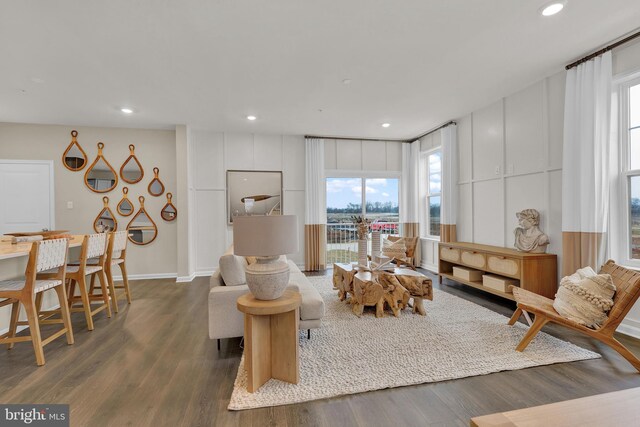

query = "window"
[326,177,399,263]
[619,78,640,263]
[424,150,441,237]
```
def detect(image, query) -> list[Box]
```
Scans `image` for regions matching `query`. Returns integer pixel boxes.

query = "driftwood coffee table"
[333,263,433,318]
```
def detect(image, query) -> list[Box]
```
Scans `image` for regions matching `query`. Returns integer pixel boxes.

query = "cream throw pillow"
[553,266,616,329]
[382,238,407,260]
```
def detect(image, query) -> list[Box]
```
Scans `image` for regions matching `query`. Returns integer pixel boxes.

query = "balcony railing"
[326,222,399,265]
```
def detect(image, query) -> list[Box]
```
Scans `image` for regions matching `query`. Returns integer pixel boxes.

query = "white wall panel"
[362,140,387,171]
[336,139,362,170]
[195,190,227,272]
[254,134,283,171]
[324,139,337,170]
[547,71,565,169]
[457,114,472,183]
[504,173,546,247]
[385,141,402,171]
[283,190,305,265]
[192,131,224,189]
[473,179,504,246]
[505,82,545,174]
[283,135,305,191]
[224,133,254,170]
[420,133,433,151]
[472,100,504,180]
[457,183,473,242]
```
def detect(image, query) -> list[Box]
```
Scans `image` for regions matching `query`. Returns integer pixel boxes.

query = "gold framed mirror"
[117,187,134,217]
[94,196,118,233]
[85,142,118,193]
[127,196,158,245]
[120,144,144,184]
[161,192,177,221]
[148,167,165,196]
[62,130,88,171]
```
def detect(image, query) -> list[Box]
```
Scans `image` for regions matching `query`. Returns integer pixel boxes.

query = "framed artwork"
[226,170,283,224]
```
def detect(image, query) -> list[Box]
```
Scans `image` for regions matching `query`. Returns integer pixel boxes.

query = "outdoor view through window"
[326,178,399,263]
[629,83,640,259]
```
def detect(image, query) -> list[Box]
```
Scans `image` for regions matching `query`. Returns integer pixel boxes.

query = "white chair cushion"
[84,258,123,266]
[0,279,62,293]
[40,265,102,275]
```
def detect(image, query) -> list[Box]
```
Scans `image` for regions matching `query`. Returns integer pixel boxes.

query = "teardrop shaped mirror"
[161,192,177,221]
[117,187,134,217]
[94,196,118,233]
[127,196,158,245]
[85,142,118,193]
[120,144,144,184]
[148,167,165,197]
[62,130,88,171]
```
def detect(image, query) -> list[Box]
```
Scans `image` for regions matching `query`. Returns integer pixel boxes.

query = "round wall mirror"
[94,196,118,233]
[161,192,177,221]
[85,142,118,193]
[117,187,134,216]
[120,144,144,184]
[127,196,158,245]
[62,130,88,171]
[148,167,165,196]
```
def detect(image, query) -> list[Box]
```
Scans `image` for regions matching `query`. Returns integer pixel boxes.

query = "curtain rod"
[305,120,457,144]
[566,29,640,70]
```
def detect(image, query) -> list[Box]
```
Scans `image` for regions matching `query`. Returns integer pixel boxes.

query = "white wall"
[456,73,565,273]
[324,139,402,173]
[190,131,306,274]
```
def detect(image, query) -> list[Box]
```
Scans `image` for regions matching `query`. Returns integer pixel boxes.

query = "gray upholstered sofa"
[208,247,325,348]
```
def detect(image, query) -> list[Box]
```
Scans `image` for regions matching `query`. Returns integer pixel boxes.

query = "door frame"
[0,159,56,230]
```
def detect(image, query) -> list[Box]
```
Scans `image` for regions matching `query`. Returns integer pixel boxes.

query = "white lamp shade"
[233,215,299,256]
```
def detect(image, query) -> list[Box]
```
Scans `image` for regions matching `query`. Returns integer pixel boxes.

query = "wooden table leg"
[271,308,299,385]
[412,297,426,316]
[244,313,272,393]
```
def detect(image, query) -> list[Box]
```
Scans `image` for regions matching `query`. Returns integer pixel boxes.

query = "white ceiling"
[1,0,639,139]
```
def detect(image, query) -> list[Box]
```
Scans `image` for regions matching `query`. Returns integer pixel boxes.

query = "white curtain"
[561,51,612,275]
[304,138,326,270]
[440,124,458,242]
[400,140,420,227]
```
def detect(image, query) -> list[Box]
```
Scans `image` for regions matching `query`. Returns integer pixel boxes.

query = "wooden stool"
[236,290,301,393]
[41,233,111,331]
[0,239,74,366]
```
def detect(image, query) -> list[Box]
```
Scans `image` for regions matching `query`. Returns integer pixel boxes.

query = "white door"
[0,160,55,234]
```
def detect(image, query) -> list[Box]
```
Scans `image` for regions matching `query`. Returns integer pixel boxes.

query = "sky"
[326,178,399,209]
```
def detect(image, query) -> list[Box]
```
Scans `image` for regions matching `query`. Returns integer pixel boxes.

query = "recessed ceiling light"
[541,2,565,16]
[120,108,133,114]
[342,79,352,85]
[382,123,390,128]
[247,115,257,121]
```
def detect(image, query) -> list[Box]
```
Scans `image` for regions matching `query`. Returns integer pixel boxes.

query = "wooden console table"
[438,242,557,300]
[236,290,301,393]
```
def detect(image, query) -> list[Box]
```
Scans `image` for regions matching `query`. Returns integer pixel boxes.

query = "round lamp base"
[245,257,290,300]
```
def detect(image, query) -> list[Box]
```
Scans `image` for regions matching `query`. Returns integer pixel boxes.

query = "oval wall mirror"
[127,196,158,245]
[161,192,177,221]
[62,130,88,171]
[85,142,118,193]
[94,196,118,233]
[120,144,144,184]
[117,187,134,217]
[148,167,165,196]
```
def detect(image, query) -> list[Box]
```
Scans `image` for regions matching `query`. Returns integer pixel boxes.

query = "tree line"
[327,201,399,214]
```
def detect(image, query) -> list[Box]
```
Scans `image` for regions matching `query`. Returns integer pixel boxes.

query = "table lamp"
[233,215,299,300]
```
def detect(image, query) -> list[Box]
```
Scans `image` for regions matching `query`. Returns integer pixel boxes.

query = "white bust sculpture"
[514,209,549,253]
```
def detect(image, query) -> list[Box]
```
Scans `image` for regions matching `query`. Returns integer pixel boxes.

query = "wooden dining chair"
[90,231,131,313]
[40,233,111,331]
[508,260,640,372]
[0,238,74,366]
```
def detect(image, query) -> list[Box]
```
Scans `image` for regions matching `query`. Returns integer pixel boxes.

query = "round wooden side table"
[236,289,301,393]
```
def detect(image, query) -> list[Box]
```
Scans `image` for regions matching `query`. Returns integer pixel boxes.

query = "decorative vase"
[358,238,368,267]
[245,256,290,300]
[372,231,381,258]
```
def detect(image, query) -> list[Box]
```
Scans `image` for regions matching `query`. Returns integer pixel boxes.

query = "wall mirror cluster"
[128,196,158,245]
[62,130,87,171]
[62,132,177,245]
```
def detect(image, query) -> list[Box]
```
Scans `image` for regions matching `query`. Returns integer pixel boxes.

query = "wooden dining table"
[0,235,84,261]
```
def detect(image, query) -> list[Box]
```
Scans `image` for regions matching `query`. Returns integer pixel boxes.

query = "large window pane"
[631,176,640,260]
[428,152,441,194]
[365,178,399,235]
[326,178,363,263]
[631,128,640,171]
[429,196,441,236]
[631,83,640,128]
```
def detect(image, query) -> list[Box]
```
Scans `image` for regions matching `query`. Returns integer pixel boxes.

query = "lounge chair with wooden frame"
[385,235,419,269]
[508,260,640,372]
[0,238,74,366]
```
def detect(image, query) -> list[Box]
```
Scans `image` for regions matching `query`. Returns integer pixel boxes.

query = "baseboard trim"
[617,318,640,339]
[420,263,438,274]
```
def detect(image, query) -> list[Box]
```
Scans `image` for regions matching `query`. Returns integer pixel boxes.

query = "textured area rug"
[228,276,600,410]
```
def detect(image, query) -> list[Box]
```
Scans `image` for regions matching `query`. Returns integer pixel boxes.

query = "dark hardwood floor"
[1,270,640,426]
